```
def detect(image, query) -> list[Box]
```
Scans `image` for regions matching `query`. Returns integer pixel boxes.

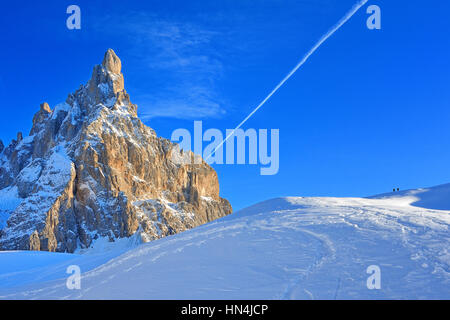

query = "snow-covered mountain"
[0,184,448,299]
[0,49,231,253]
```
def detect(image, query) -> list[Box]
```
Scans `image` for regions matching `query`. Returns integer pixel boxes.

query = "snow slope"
[0,185,449,299]
[370,183,450,211]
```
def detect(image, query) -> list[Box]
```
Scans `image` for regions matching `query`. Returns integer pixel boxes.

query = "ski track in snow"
[0,190,449,299]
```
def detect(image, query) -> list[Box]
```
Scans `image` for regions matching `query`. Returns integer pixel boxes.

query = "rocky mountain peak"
[0,49,232,253]
[40,102,52,113]
[30,102,52,135]
[102,48,122,75]
[79,49,134,116]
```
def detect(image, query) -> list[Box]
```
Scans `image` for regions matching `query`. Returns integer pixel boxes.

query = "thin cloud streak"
[95,12,227,119]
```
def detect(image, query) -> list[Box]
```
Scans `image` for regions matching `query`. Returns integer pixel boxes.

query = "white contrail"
[205,0,368,161]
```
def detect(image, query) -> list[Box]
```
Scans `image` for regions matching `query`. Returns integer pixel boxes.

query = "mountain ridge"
[0,49,232,253]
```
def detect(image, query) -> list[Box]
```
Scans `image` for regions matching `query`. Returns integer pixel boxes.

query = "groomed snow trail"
[0,186,449,299]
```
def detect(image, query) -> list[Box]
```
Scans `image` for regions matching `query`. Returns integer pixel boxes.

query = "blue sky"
[1,0,449,210]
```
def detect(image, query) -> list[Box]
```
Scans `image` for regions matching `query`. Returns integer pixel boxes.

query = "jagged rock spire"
[85,49,130,110]
[30,102,52,135]
[102,49,122,75]
[0,139,3,153]
[40,102,51,113]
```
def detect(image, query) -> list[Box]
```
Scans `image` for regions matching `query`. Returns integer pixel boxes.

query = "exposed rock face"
[30,103,52,135]
[102,49,122,75]
[0,49,232,253]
